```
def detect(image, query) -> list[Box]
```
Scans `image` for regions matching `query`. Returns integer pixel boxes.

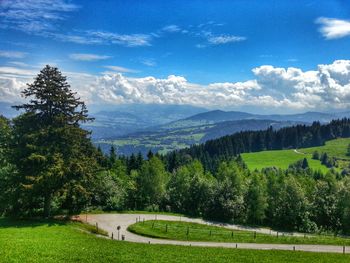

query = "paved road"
[81,213,349,254]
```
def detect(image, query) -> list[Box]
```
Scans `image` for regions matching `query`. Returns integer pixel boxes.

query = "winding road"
[81,213,349,254]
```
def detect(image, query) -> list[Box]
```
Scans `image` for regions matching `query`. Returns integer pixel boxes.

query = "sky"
[1,0,350,114]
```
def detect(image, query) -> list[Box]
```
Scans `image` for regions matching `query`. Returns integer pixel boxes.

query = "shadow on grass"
[0,217,67,229]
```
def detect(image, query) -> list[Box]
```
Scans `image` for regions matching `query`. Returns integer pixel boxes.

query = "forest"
[0,66,350,235]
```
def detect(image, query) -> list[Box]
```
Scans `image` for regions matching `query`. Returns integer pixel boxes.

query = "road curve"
[80,213,350,254]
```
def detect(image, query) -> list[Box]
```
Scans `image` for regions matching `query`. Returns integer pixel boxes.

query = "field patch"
[242,138,350,172]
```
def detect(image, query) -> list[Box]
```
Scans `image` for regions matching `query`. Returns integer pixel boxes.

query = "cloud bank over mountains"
[1,60,350,112]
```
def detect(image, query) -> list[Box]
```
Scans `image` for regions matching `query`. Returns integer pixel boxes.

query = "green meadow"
[241,138,350,172]
[128,220,350,246]
[1,218,350,263]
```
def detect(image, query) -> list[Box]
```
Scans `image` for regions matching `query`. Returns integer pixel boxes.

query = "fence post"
[343,246,346,254]
[236,244,238,249]
[293,246,295,251]
[96,222,98,233]
[111,232,114,240]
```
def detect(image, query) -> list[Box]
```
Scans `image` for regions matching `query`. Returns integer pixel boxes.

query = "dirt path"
[81,213,349,254]
[294,149,305,154]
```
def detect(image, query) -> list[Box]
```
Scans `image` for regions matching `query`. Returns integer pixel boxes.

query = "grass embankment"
[241,138,350,172]
[128,220,350,246]
[1,218,350,263]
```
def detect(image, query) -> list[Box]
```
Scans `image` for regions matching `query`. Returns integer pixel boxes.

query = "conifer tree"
[10,65,97,217]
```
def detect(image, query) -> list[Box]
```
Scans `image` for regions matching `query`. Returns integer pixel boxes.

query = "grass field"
[1,218,350,263]
[128,220,350,246]
[299,138,350,160]
[242,150,329,172]
[241,138,350,172]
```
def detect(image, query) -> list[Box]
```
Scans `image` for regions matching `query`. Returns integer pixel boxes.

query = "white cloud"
[0,0,79,33]
[207,35,246,45]
[8,61,30,67]
[103,65,138,73]
[0,1,152,48]
[0,66,37,78]
[141,59,156,67]
[88,74,272,108]
[86,31,152,47]
[162,25,181,33]
[0,50,27,58]
[316,17,350,39]
[69,53,111,61]
[0,77,27,103]
[3,60,350,112]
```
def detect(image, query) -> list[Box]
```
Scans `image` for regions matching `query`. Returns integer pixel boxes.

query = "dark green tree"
[109,145,117,167]
[10,65,97,217]
[245,173,267,224]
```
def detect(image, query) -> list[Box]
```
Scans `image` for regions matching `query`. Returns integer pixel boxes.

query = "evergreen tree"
[301,158,309,169]
[312,151,320,160]
[10,65,97,217]
[109,145,117,167]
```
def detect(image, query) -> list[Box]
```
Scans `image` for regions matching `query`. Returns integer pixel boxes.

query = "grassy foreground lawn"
[128,220,350,246]
[1,218,350,263]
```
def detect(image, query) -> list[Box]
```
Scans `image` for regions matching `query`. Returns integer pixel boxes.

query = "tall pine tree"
[11,65,98,217]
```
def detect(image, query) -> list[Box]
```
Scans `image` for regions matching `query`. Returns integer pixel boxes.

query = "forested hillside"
[168,119,350,171]
[1,66,350,237]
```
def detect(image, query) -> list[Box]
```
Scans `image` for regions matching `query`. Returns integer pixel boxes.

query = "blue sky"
[1,0,350,113]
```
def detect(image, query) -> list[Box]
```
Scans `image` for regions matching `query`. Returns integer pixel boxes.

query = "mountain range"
[2,102,350,156]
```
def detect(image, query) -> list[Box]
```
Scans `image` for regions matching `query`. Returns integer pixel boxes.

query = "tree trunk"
[44,194,52,218]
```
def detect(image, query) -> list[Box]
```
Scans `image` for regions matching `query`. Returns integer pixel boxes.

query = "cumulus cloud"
[0,77,27,103]
[316,17,350,39]
[86,60,350,111]
[69,53,111,61]
[3,60,350,112]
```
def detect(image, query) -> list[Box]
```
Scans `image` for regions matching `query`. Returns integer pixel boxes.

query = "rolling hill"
[242,138,350,173]
[97,119,302,156]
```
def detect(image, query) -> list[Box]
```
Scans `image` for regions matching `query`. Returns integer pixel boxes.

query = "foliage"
[2,66,99,217]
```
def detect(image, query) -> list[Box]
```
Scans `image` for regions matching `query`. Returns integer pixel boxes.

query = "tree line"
[165,119,350,172]
[0,66,350,236]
